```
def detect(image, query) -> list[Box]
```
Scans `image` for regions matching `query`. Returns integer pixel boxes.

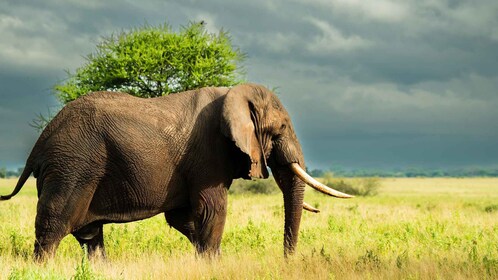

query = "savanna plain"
[0,177,497,279]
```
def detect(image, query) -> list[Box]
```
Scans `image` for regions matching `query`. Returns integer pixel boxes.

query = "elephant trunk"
[272,165,305,256]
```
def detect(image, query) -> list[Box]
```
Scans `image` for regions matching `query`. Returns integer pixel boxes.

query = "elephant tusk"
[303,202,320,213]
[290,163,354,198]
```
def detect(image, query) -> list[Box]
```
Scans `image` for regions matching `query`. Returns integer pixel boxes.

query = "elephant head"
[221,84,352,255]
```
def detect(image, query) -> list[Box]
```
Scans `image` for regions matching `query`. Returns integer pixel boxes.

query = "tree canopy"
[55,22,246,104]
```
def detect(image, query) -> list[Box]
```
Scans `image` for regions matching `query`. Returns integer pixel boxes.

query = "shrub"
[229,178,279,195]
[320,172,380,196]
[228,173,381,196]
[484,204,498,213]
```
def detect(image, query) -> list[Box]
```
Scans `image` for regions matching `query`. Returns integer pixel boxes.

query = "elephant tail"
[0,166,32,200]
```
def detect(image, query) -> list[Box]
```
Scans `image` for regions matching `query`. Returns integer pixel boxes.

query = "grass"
[0,177,497,279]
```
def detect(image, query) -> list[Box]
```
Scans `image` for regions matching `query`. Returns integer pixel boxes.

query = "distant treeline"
[308,167,498,178]
[0,167,24,178]
[2,166,498,178]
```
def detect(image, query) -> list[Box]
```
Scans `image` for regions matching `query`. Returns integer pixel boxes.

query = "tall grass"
[0,177,497,279]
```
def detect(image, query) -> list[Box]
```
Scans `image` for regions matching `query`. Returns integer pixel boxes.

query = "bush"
[228,173,380,196]
[229,178,279,195]
[320,172,380,196]
[484,204,498,213]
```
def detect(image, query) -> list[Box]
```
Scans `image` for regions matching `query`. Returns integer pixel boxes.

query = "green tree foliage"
[55,22,245,104]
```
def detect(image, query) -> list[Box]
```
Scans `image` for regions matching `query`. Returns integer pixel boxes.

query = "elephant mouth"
[288,163,353,213]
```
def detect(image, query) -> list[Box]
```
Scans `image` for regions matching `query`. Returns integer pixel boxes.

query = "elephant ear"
[221,84,269,179]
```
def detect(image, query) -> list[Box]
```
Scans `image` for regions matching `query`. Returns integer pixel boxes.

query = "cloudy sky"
[1,0,498,170]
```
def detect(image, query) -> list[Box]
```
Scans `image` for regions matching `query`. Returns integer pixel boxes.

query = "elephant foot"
[33,237,62,262]
[195,244,222,259]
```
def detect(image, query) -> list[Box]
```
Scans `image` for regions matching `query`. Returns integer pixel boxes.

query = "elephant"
[1,83,352,260]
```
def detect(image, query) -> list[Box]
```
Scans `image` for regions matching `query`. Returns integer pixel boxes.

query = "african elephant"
[1,83,351,260]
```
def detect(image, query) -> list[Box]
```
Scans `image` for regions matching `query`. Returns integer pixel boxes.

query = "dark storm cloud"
[1,0,498,169]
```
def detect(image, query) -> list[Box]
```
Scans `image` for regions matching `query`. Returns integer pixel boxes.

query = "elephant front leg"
[192,187,228,257]
[165,207,196,244]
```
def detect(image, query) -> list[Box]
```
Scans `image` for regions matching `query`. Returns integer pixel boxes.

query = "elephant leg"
[73,223,106,259]
[34,233,63,261]
[191,187,228,257]
[33,211,67,261]
[34,179,96,261]
[165,207,196,244]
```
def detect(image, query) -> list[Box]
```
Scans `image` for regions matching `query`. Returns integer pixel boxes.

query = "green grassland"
[1,177,497,279]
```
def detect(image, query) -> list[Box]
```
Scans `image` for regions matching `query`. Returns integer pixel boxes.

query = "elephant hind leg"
[34,174,100,260]
[165,207,196,244]
[73,223,106,259]
[34,214,67,261]
[34,234,63,261]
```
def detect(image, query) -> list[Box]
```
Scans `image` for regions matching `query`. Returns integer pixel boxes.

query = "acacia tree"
[31,22,245,130]
[55,21,246,103]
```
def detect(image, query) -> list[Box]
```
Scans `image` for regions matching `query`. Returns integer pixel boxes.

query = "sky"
[1,0,498,171]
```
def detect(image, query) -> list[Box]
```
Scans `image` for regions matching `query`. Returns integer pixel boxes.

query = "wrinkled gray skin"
[1,84,307,260]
